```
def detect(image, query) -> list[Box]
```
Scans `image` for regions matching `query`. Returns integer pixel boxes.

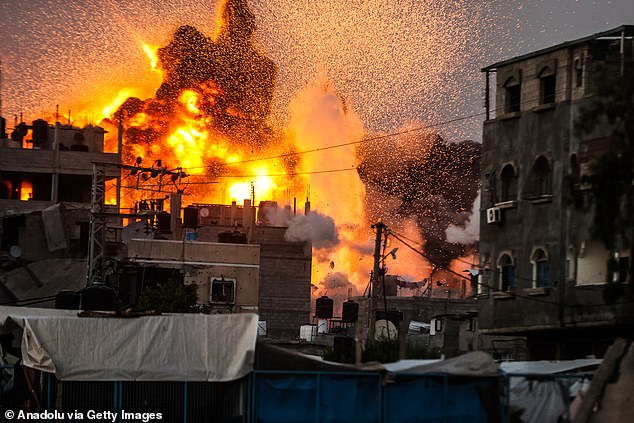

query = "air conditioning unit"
[486,207,502,224]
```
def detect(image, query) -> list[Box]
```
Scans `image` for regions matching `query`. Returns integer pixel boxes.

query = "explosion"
[55,0,484,298]
[96,0,481,298]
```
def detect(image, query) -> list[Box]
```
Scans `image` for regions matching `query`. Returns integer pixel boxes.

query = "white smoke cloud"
[445,192,480,244]
[284,210,339,249]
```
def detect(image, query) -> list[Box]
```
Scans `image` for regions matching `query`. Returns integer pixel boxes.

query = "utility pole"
[368,220,386,342]
[86,163,107,286]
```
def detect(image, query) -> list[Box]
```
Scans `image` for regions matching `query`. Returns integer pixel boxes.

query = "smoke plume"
[357,130,481,268]
[285,211,339,249]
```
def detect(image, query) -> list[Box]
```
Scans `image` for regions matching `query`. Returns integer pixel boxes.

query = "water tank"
[156,211,171,233]
[0,116,6,139]
[81,284,116,311]
[341,300,359,323]
[55,290,80,310]
[315,296,334,319]
[218,231,247,244]
[183,206,199,227]
[32,119,49,149]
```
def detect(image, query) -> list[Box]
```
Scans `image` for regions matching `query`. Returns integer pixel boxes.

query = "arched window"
[504,76,521,113]
[497,253,515,292]
[538,66,556,104]
[500,164,517,202]
[524,156,552,199]
[531,248,550,288]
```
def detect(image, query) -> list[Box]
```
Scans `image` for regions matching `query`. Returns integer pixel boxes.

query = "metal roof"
[482,25,634,72]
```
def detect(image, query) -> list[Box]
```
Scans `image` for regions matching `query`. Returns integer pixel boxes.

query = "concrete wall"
[125,239,260,312]
[252,226,311,340]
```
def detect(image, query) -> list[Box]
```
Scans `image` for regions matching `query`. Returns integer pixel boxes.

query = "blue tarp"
[254,373,492,423]
[256,374,381,423]
[384,378,489,423]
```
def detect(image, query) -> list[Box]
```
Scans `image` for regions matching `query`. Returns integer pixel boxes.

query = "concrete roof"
[482,25,634,72]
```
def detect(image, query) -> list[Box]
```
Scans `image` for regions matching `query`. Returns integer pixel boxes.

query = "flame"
[179,90,201,115]
[142,44,162,76]
[228,166,277,202]
[94,8,478,301]
[20,180,33,201]
[102,89,135,121]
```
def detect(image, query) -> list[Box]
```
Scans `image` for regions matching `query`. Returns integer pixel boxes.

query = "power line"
[181,112,485,172]
[388,229,634,308]
[176,84,582,173]
[388,230,561,306]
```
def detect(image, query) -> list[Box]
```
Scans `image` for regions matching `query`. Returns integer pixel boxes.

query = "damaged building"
[0,117,121,305]
[478,26,634,359]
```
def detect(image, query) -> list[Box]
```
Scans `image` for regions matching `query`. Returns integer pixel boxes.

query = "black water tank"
[0,116,6,139]
[183,206,199,227]
[32,119,48,148]
[55,290,80,310]
[81,284,116,311]
[156,211,171,233]
[315,296,334,319]
[341,300,359,323]
[218,231,248,244]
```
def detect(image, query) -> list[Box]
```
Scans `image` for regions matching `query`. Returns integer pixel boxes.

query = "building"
[120,238,260,313]
[0,118,121,304]
[0,118,120,261]
[191,201,312,340]
[478,26,634,359]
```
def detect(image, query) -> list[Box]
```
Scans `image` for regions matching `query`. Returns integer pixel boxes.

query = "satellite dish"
[200,207,210,218]
[9,245,22,258]
[374,319,398,341]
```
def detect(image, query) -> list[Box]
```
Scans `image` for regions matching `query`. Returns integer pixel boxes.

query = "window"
[574,58,583,88]
[210,277,236,304]
[500,164,518,202]
[497,254,515,291]
[524,156,552,199]
[539,66,556,104]
[504,76,521,113]
[531,248,550,288]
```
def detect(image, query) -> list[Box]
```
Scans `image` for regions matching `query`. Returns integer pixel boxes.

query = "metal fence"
[0,366,592,423]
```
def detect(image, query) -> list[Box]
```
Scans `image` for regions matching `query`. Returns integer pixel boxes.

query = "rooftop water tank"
[315,296,334,319]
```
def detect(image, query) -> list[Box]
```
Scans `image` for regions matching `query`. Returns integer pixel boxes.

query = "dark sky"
[0,0,633,142]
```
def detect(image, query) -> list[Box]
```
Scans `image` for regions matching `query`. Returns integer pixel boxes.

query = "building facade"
[478,26,634,359]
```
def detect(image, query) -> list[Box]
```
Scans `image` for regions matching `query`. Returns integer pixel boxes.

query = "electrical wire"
[387,229,634,308]
[175,84,587,174]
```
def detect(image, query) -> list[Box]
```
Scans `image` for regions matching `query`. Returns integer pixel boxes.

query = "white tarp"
[0,306,258,382]
[384,351,500,376]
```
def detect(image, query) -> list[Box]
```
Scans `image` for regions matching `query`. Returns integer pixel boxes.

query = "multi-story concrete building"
[478,26,634,359]
[0,118,120,259]
[148,200,312,340]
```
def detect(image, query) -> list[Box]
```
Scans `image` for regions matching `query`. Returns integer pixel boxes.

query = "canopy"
[0,306,258,382]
